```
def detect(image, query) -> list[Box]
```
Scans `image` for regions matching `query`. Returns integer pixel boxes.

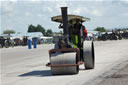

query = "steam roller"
[46,7,95,75]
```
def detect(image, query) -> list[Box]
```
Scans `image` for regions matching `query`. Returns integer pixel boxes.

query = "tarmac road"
[1,40,128,85]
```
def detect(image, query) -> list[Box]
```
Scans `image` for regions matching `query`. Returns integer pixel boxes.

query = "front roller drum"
[83,41,95,69]
[50,52,78,75]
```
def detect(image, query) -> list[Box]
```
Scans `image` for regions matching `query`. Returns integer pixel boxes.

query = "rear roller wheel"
[50,52,79,75]
[83,41,95,69]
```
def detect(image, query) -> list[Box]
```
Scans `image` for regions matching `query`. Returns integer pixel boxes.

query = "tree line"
[27,24,53,37]
[2,25,128,35]
[2,24,53,37]
[94,27,128,32]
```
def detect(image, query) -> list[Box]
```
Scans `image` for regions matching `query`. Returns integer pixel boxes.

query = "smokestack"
[61,7,68,35]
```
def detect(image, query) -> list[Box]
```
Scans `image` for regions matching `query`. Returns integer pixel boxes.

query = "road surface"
[1,40,128,85]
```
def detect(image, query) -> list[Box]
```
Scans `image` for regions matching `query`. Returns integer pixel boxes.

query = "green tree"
[28,24,46,35]
[36,24,45,35]
[94,27,107,32]
[3,29,15,34]
[28,24,36,32]
[46,29,53,36]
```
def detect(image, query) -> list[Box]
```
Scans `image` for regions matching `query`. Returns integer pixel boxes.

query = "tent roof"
[51,14,90,23]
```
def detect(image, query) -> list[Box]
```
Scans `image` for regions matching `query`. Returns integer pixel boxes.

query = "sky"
[0,0,128,34]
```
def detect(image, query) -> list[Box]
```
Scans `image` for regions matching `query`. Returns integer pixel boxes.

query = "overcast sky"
[0,0,128,34]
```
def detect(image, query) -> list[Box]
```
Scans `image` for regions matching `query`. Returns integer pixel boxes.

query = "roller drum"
[83,41,95,69]
[50,52,78,75]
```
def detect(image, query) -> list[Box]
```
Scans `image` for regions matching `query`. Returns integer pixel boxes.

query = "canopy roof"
[51,14,90,23]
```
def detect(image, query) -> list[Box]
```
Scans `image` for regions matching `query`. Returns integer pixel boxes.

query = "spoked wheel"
[83,41,95,69]
[5,42,9,48]
[50,52,79,75]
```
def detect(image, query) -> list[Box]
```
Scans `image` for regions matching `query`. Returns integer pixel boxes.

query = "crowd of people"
[0,36,28,48]
[98,30,128,41]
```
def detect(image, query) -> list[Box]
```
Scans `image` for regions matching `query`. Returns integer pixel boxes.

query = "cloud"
[72,8,81,14]
[120,0,128,6]
[31,0,41,1]
[29,0,41,4]
[1,2,13,12]
[25,12,31,16]
[1,0,128,34]
[68,7,88,15]
[9,0,18,2]
[0,0,18,2]
[120,12,128,16]
[37,14,42,17]
[69,6,103,17]
[37,13,48,21]
[21,0,41,5]
[56,1,68,8]
[40,6,54,15]
[37,14,46,18]
[47,7,53,13]
[1,1,16,15]
[91,9,103,16]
